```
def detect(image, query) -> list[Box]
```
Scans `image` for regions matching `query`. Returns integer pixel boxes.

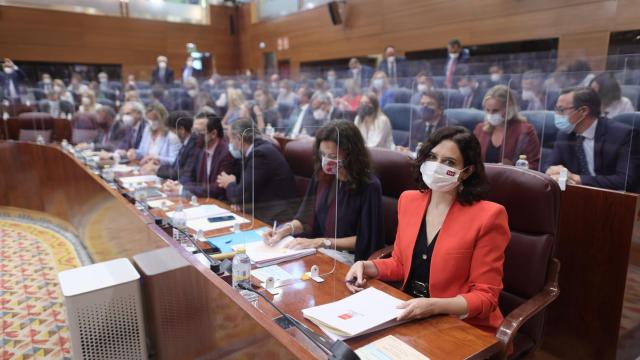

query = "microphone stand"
[237,283,360,360]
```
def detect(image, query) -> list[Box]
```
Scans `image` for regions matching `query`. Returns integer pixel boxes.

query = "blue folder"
[207,227,269,253]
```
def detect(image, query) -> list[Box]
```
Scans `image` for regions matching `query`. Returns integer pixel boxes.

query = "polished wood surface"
[0,5,238,77]
[0,117,72,143]
[542,185,639,359]
[255,254,501,360]
[237,0,640,76]
[0,141,163,261]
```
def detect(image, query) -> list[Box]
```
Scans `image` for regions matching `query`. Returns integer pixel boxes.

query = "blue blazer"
[546,117,638,191]
[135,126,182,165]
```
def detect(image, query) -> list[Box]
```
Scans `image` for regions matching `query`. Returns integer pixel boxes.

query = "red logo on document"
[446,170,456,176]
[338,313,353,320]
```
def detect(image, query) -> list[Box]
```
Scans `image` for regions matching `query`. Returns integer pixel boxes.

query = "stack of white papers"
[302,287,406,341]
[232,236,316,267]
[119,175,160,190]
[166,205,249,232]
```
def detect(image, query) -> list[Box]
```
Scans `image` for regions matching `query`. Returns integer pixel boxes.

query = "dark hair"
[314,120,372,191]
[362,91,380,113]
[561,86,601,119]
[167,111,193,132]
[414,126,489,205]
[231,117,257,143]
[589,72,622,107]
[202,112,224,138]
[448,39,461,47]
[421,90,445,109]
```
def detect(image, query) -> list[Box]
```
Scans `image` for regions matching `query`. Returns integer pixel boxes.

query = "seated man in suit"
[151,55,174,86]
[163,112,234,199]
[286,87,314,138]
[348,58,373,88]
[297,91,343,137]
[546,87,638,191]
[116,101,147,152]
[216,117,298,224]
[457,71,484,110]
[75,106,125,152]
[410,89,456,151]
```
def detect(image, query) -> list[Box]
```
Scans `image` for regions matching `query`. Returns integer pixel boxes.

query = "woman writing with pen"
[344,126,510,335]
[263,120,385,264]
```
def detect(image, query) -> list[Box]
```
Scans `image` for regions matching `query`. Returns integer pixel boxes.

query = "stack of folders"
[232,234,316,267]
[165,204,249,232]
[301,287,407,341]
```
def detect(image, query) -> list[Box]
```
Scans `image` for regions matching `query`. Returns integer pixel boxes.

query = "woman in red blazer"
[473,85,540,170]
[345,126,510,335]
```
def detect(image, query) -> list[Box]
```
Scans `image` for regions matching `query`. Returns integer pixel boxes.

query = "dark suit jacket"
[0,69,24,101]
[350,66,374,87]
[378,57,409,81]
[151,67,175,85]
[474,120,541,170]
[299,107,344,136]
[462,87,485,110]
[546,117,637,191]
[94,120,126,152]
[183,138,234,199]
[157,133,201,182]
[118,120,146,150]
[225,138,298,224]
[443,48,471,76]
[410,115,457,151]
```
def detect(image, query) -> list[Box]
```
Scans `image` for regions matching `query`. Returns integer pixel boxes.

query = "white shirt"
[579,119,597,176]
[290,104,309,138]
[604,97,635,119]
[205,141,218,177]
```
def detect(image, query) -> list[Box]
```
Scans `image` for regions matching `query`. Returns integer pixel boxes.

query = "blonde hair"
[481,85,526,132]
[227,88,246,109]
[146,102,169,134]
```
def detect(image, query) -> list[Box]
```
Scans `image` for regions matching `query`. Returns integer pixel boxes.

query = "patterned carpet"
[0,209,90,360]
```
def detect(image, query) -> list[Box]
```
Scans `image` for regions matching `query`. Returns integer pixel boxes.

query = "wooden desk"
[257,254,501,360]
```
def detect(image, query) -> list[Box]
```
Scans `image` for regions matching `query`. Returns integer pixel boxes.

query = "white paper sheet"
[250,265,295,283]
[119,175,160,184]
[166,204,229,221]
[232,237,316,267]
[356,335,430,360]
[186,214,250,232]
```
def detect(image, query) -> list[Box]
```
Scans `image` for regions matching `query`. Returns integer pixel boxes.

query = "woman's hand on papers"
[396,298,442,321]
[262,227,288,246]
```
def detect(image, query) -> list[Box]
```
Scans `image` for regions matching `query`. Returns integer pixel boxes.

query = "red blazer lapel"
[400,191,430,288]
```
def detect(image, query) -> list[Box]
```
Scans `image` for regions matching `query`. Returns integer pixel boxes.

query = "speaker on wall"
[328,1,343,26]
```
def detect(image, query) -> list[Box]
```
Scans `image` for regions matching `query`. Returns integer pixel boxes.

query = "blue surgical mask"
[554,114,576,133]
[228,143,242,159]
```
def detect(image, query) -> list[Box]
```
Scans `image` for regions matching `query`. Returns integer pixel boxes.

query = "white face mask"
[3,67,13,74]
[122,114,135,127]
[149,120,160,130]
[449,52,459,59]
[490,73,502,82]
[387,56,395,63]
[417,84,429,93]
[188,89,198,98]
[53,85,62,92]
[486,113,504,126]
[279,88,287,96]
[158,62,167,69]
[99,77,108,83]
[420,161,464,192]
[372,79,384,90]
[313,109,327,121]
[522,89,536,102]
[81,97,91,106]
[43,78,52,84]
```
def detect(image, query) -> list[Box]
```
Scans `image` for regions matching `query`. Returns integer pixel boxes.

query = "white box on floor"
[58,258,147,360]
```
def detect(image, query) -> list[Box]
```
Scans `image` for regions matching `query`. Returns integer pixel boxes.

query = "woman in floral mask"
[263,120,385,263]
[345,126,510,336]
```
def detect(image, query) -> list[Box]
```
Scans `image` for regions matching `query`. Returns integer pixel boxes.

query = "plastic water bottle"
[265,123,275,137]
[232,248,251,289]
[171,205,188,247]
[515,155,529,169]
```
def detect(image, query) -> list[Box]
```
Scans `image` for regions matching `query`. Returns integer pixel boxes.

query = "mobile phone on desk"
[207,215,235,223]
[202,245,221,255]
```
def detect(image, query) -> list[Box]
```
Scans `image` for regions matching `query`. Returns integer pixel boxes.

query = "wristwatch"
[322,238,332,248]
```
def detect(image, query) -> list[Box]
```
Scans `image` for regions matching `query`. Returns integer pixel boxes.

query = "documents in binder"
[166,205,249,232]
[301,287,407,340]
[231,233,316,267]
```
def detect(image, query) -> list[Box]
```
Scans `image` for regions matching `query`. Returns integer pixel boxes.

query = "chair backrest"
[369,148,416,244]
[544,89,560,111]
[444,108,485,132]
[283,139,315,198]
[97,98,115,108]
[621,85,640,108]
[484,164,561,354]
[389,88,413,104]
[435,88,465,108]
[72,112,99,130]
[18,112,54,143]
[521,110,558,149]
[71,129,98,145]
[383,103,421,132]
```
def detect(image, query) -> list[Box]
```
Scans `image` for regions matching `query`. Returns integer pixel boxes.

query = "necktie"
[206,152,213,178]
[425,123,433,137]
[446,60,457,89]
[575,135,590,175]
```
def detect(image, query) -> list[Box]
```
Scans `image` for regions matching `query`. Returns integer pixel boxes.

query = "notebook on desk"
[302,287,407,341]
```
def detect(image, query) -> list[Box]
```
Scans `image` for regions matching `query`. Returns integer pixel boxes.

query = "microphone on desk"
[173,222,222,274]
[237,283,360,360]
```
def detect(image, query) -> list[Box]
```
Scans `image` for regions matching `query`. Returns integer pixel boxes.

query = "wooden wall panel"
[237,0,640,77]
[0,5,238,78]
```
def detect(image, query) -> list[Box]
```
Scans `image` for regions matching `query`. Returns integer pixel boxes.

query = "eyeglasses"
[554,106,576,114]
